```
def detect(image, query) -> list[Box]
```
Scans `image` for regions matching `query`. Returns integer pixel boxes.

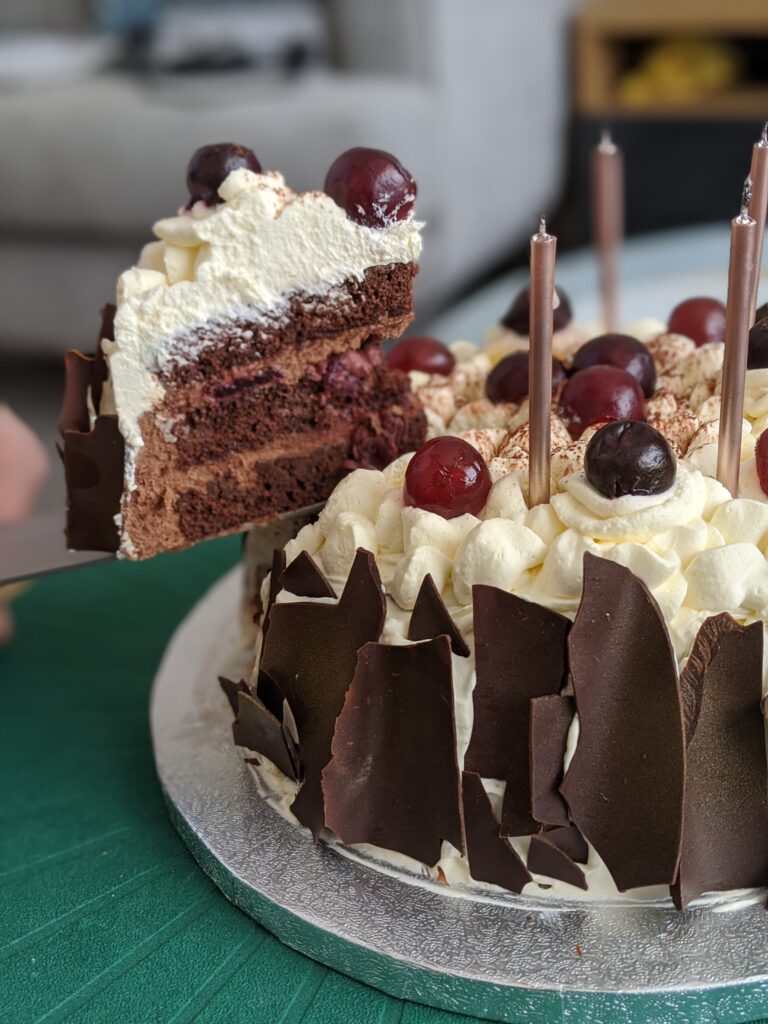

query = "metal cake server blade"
[0,503,325,586]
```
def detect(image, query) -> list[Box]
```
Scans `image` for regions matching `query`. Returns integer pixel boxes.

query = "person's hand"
[0,404,50,641]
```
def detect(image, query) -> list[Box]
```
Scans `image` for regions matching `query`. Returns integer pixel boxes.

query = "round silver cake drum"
[150,568,768,1023]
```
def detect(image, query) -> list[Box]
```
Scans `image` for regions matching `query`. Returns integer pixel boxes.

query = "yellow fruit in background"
[618,36,744,108]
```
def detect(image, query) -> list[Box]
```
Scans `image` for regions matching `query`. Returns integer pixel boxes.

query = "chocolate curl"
[407,573,469,657]
[259,548,385,837]
[672,613,768,910]
[561,554,685,891]
[462,772,530,893]
[323,637,464,866]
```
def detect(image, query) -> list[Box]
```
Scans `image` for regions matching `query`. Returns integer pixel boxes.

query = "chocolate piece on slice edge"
[60,415,124,552]
[527,833,587,891]
[218,675,250,715]
[463,585,570,834]
[407,573,469,657]
[232,690,298,781]
[529,694,575,828]
[280,550,336,599]
[560,553,685,892]
[672,613,768,910]
[322,636,464,866]
[462,771,530,893]
[259,548,385,837]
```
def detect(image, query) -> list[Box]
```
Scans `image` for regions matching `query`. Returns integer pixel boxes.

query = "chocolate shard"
[322,637,464,865]
[464,585,570,834]
[259,547,385,837]
[672,613,768,910]
[99,302,116,344]
[219,675,250,715]
[407,573,469,657]
[462,771,530,893]
[529,695,574,828]
[280,550,335,599]
[528,833,587,891]
[256,550,288,718]
[561,553,685,892]
[62,414,125,552]
[59,349,96,435]
[232,690,298,781]
[543,825,588,864]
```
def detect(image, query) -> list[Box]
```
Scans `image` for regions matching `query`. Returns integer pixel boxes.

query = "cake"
[220,285,768,910]
[58,144,426,559]
[224,418,768,910]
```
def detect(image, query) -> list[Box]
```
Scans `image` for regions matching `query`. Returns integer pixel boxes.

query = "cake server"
[0,503,324,586]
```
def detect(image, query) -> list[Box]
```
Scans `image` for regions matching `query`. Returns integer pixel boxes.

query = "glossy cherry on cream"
[667,297,726,347]
[571,333,656,398]
[404,437,491,519]
[756,430,768,496]
[747,317,768,370]
[585,420,676,498]
[186,143,261,205]
[485,351,566,404]
[386,336,455,376]
[324,147,416,228]
[501,285,573,335]
[559,365,646,440]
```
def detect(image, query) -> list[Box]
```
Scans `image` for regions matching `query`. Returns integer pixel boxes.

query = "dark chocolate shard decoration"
[323,637,464,865]
[543,825,588,864]
[529,695,574,828]
[280,550,335,599]
[99,302,116,344]
[59,349,96,435]
[407,573,469,657]
[259,548,385,837]
[561,553,685,892]
[62,414,124,552]
[256,551,288,719]
[528,833,587,890]
[219,675,249,715]
[672,613,768,910]
[232,690,298,780]
[465,585,570,835]
[462,771,530,892]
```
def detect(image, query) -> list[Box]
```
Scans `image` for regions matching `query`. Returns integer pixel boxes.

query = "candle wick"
[539,215,547,235]
[762,121,768,144]
[600,127,612,147]
[742,176,753,216]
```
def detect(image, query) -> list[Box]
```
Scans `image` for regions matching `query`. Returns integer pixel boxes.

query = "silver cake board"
[150,567,768,1024]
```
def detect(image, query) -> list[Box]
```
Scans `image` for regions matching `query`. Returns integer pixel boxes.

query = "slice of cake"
[59,144,426,559]
[225,423,768,909]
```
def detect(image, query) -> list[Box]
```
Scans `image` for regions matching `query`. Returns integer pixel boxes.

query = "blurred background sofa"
[0,0,575,354]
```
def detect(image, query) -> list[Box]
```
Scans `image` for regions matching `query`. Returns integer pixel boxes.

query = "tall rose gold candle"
[591,129,623,332]
[748,123,768,323]
[529,217,556,507]
[717,179,757,497]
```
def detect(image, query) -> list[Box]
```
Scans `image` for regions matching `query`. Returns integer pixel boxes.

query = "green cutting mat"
[0,537,475,1024]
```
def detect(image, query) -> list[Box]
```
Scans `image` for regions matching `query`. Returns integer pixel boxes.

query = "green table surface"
[0,537,475,1024]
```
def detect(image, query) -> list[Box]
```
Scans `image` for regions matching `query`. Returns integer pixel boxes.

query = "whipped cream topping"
[102,167,422,491]
[252,431,768,902]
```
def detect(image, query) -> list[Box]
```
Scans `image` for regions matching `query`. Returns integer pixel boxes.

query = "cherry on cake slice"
[59,144,426,559]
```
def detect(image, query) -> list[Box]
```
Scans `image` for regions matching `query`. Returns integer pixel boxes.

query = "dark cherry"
[667,296,726,347]
[756,301,768,323]
[585,420,676,498]
[747,317,768,370]
[756,430,768,497]
[186,143,261,205]
[501,284,573,335]
[571,333,656,397]
[404,436,491,519]
[386,336,455,376]
[324,146,416,228]
[485,351,566,404]
[559,365,646,440]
